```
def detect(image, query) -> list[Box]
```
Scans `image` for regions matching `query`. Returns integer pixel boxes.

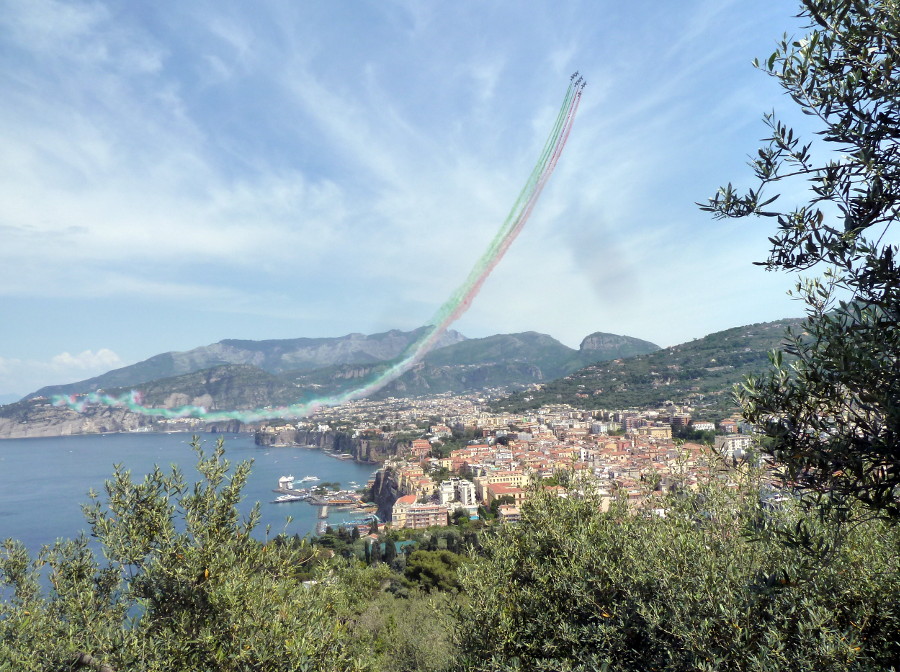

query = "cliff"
[29,327,466,399]
[0,401,157,439]
[369,466,403,523]
[254,429,407,463]
[578,332,660,360]
[0,399,244,439]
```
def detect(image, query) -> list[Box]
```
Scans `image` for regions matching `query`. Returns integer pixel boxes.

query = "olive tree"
[456,487,900,671]
[701,0,900,519]
[0,437,389,671]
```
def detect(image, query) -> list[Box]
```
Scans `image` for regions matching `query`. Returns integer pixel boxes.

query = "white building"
[714,434,752,461]
[439,477,477,507]
[456,479,477,507]
[438,480,456,505]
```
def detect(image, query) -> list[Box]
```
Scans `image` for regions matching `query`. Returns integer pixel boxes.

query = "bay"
[0,432,378,555]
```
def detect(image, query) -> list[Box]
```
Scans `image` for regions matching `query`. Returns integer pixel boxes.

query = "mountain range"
[26,328,659,401]
[27,327,467,400]
[0,318,801,438]
[493,318,801,418]
[0,328,661,438]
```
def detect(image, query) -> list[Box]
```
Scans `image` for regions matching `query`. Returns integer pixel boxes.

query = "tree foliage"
[3,436,900,671]
[0,437,390,671]
[403,550,467,593]
[457,487,900,671]
[701,0,900,518]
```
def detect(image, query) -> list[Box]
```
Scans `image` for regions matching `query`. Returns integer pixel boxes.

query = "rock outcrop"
[0,399,245,440]
[254,429,406,463]
[0,402,155,439]
[369,466,403,523]
[579,332,660,360]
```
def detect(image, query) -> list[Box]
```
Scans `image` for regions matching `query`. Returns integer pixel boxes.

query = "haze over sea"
[0,432,378,555]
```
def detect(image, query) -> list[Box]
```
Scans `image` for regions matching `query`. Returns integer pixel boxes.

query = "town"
[256,389,764,532]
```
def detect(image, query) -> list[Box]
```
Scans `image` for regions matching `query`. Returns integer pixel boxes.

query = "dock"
[318,505,329,519]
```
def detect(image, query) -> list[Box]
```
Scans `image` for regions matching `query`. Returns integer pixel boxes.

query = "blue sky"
[0,1,814,400]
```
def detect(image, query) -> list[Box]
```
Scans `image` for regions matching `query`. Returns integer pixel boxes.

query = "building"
[496,504,521,523]
[391,494,417,528]
[636,425,672,440]
[486,483,526,505]
[474,471,529,502]
[391,494,450,529]
[410,439,432,459]
[719,419,739,434]
[438,480,456,505]
[439,477,478,506]
[714,434,752,461]
[671,413,691,428]
[455,478,477,506]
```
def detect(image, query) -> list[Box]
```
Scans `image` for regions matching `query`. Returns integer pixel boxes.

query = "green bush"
[456,485,900,671]
[0,437,390,672]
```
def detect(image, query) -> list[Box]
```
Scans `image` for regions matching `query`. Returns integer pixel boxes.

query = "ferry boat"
[272,494,306,503]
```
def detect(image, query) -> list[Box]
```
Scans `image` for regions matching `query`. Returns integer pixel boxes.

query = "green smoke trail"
[53,78,585,423]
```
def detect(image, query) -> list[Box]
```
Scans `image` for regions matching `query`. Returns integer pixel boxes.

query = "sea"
[0,432,379,556]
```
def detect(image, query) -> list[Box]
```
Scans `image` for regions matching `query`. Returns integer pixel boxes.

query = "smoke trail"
[53,78,585,423]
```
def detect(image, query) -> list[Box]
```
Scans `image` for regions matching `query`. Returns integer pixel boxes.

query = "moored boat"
[272,494,306,503]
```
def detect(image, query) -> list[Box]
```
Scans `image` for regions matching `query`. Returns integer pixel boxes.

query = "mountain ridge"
[27,327,468,400]
[24,328,659,402]
[0,320,807,437]
[493,318,803,420]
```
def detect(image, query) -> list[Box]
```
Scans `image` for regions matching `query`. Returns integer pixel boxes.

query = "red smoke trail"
[52,78,585,422]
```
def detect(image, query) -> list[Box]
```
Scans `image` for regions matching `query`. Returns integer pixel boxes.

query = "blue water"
[0,432,378,555]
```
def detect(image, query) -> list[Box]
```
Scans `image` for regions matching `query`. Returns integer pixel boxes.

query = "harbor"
[271,473,379,533]
[0,432,382,555]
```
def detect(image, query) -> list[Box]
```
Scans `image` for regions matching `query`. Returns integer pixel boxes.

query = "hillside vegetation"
[1,439,897,671]
[27,328,468,400]
[494,319,801,418]
[2,329,661,437]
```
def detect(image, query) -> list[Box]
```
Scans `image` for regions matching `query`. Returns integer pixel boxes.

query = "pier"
[318,505,329,519]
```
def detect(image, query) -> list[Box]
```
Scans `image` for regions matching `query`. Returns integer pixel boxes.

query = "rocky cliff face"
[0,400,244,439]
[369,466,403,523]
[254,429,406,463]
[29,328,467,399]
[579,332,660,360]
[0,402,156,439]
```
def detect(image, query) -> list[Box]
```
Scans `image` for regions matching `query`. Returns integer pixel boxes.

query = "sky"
[0,1,817,401]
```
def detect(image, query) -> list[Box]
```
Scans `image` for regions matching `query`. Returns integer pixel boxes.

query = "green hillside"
[280,332,580,400]
[26,328,466,400]
[493,318,802,419]
[423,331,583,378]
[117,364,303,409]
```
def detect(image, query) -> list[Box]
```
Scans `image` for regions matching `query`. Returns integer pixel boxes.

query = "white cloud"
[51,348,122,371]
[0,349,124,398]
[0,0,818,376]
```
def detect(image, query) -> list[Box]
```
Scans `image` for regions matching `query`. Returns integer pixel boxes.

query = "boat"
[299,475,319,482]
[272,494,306,503]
